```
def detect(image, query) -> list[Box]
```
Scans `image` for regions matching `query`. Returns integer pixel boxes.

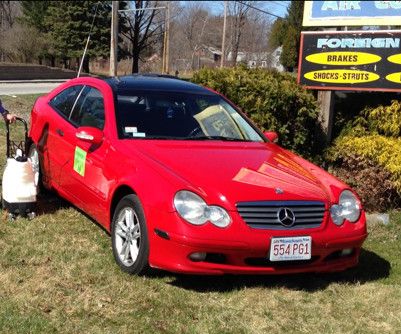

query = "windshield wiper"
[128,135,253,142]
[129,135,185,140]
[185,135,252,142]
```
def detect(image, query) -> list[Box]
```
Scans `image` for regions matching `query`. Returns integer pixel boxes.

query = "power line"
[236,1,284,19]
[271,1,289,9]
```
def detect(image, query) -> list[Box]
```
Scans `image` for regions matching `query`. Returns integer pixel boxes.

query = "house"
[247,52,269,69]
[172,45,222,73]
[269,47,285,72]
[226,51,247,64]
[246,48,284,72]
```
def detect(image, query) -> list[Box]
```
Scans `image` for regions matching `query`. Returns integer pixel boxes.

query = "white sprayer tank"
[2,152,37,216]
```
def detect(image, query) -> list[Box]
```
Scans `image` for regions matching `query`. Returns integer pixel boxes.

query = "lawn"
[0,94,400,333]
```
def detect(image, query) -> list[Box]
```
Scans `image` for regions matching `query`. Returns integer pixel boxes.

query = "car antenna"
[77,2,101,78]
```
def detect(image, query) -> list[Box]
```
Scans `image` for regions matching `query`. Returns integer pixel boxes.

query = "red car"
[28,75,367,275]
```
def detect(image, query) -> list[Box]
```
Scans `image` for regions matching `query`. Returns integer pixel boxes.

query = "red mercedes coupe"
[28,75,367,275]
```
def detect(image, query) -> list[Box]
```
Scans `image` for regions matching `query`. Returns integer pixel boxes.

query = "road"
[0,81,67,96]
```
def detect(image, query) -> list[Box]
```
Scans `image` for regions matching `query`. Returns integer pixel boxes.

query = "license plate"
[269,236,312,261]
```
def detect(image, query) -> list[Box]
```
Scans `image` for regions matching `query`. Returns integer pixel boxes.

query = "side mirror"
[264,131,279,143]
[76,126,103,145]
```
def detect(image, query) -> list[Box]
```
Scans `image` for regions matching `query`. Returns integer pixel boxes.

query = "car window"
[115,92,263,142]
[49,85,84,118]
[70,87,105,130]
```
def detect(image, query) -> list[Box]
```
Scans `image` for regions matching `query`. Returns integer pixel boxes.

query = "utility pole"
[110,1,118,76]
[162,2,170,74]
[220,1,227,68]
[166,2,170,74]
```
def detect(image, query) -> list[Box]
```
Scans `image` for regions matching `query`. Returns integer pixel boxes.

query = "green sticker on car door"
[74,146,87,176]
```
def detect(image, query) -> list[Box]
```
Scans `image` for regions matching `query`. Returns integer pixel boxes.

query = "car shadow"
[35,191,112,236]
[35,191,71,215]
[167,249,390,293]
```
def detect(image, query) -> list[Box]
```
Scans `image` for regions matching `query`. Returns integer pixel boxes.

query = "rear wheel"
[111,194,150,275]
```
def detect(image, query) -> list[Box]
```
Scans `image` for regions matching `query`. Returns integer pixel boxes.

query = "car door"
[45,85,84,187]
[58,86,110,219]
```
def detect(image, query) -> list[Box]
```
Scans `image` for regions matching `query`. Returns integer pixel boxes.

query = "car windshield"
[115,91,264,142]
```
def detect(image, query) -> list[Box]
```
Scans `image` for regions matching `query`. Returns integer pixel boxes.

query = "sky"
[180,1,291,20]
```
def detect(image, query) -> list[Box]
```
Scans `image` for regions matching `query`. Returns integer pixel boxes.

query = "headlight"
[330,190,361,226]
[174,190,231,228]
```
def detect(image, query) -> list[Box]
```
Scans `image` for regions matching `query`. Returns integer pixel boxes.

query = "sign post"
[317,90,335,143]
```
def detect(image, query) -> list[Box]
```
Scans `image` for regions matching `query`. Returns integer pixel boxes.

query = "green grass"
[0,94,401,333]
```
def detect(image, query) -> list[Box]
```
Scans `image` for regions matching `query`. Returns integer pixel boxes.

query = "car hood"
[121,140,333,209]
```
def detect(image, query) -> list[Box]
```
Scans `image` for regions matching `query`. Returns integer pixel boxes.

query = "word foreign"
[317,38,400,49]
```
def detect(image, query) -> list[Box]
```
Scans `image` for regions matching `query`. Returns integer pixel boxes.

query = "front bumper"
[147,209,368,275]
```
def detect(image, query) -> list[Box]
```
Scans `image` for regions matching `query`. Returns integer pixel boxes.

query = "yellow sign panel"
[386,72,401,84]
[306,52,381,66]
[388,54,401,65]
[304,70,380,84]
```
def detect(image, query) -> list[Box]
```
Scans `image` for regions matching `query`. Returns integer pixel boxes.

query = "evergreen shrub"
[327,101,401,211]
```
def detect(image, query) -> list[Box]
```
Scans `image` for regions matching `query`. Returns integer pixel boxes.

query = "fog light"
[341,248,353,256]
[189,252,207,262]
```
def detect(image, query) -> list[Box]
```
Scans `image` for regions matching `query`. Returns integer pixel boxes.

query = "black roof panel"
[105,74,213,95]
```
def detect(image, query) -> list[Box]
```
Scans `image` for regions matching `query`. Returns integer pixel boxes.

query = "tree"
[0,1,20,28]
[269,18,287,49]
[18,1,128,70]
[229,1,251,66]
[120,1,165,73]
[1,23,46,63]
[287,0,303,32]
[46,1,111,71]
[19,1,50,33]
[269,0,304,71]
[240,8,270,55]
[280,26,298,71]
[18,1,51,64]
[44,1,118,73]
[0,1,21,61]
[180,2,209,70]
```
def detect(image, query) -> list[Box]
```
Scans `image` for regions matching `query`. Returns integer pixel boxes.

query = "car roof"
[105,74,214,95]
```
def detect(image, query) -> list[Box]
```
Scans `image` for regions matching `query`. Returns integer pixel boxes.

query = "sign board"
[298,30,401,92]
[303,1,401,26]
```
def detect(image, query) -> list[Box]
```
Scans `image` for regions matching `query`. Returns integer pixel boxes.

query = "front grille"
[236,201,326,230]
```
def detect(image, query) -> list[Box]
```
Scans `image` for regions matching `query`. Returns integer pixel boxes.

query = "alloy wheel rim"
[115,207,141,266]
[28,146,40,187]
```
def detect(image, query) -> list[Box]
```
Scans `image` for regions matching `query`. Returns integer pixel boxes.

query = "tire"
[27,143,42,191]
[111,194,150,275]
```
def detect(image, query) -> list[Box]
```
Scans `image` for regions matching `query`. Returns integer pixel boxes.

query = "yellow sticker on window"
[73,146,87,176]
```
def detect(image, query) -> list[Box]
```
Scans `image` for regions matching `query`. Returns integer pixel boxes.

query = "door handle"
[56,129,64,137]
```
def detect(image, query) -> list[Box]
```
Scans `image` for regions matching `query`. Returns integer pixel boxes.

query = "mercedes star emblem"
[277,207,296,227]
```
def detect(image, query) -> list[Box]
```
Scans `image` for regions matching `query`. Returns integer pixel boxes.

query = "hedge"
[353,100,401,137]
[327,101,401,211]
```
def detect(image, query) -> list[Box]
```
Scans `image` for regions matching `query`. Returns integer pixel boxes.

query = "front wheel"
[111,194,150,275]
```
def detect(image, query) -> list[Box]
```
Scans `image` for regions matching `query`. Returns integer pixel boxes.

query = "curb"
[0,79,70,84]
